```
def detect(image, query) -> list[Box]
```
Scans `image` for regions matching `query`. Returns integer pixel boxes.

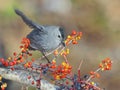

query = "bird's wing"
[15,9,44,31]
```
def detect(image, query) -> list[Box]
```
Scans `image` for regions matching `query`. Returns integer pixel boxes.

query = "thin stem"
[86,68,101,82]
[63,55,68,63]
[78,59,83,70]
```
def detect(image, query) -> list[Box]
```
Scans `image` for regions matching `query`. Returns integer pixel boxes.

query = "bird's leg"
[38,45,62,61]
[38,45,65,63]
[42,52,51,63]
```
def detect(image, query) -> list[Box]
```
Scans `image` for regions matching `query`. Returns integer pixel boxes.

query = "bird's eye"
[59,27,66,40]
[58,35,61,38]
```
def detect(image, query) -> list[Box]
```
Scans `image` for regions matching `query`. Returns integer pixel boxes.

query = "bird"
[15,9,66,63]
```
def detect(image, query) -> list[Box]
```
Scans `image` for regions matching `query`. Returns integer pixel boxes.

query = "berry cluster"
[99,58,112,71]
[65,30,82,45]
[50,60,72,80]
[0,37,34,69]
[56,58,112,90]
[20,37,30,52]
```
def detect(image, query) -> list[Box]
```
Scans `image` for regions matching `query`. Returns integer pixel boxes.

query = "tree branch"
[0,67,59,90]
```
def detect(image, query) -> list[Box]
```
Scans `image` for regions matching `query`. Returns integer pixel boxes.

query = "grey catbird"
[15,9,66,63]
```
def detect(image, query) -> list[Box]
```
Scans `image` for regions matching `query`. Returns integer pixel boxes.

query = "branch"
[0,67,59,90]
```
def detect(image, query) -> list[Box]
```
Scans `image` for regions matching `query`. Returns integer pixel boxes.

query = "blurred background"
[0,0,120,90]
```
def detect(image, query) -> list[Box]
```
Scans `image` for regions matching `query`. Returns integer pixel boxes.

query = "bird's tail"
[15,9,44,30]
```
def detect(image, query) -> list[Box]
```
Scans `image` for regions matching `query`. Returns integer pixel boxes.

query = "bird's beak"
[62,41,66,47]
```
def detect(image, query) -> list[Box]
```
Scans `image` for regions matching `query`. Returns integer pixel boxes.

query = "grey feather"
[15,9,44,31]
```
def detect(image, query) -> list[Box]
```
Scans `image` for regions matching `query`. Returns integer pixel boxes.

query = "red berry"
[1,60,5,65]
[4,61,9,67]
[72,40,78,44]
[14,58,17,61]
[28,76,31,79]
[19,55,23,59]
[22,49,26,53]
[20,59,24,62]
[66,81,69,84]
[9,62,14,66]
[13,52,17,56]
[78,32,82,36]
[31,81,34,85]
[61,69,65,73]
[12,61,17,65]
[0,58,4,62]
[19,46,23,48]
[90,71,95,75]
[11,67,15,70]
[29,53,32,56]
[72,30,77,35]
